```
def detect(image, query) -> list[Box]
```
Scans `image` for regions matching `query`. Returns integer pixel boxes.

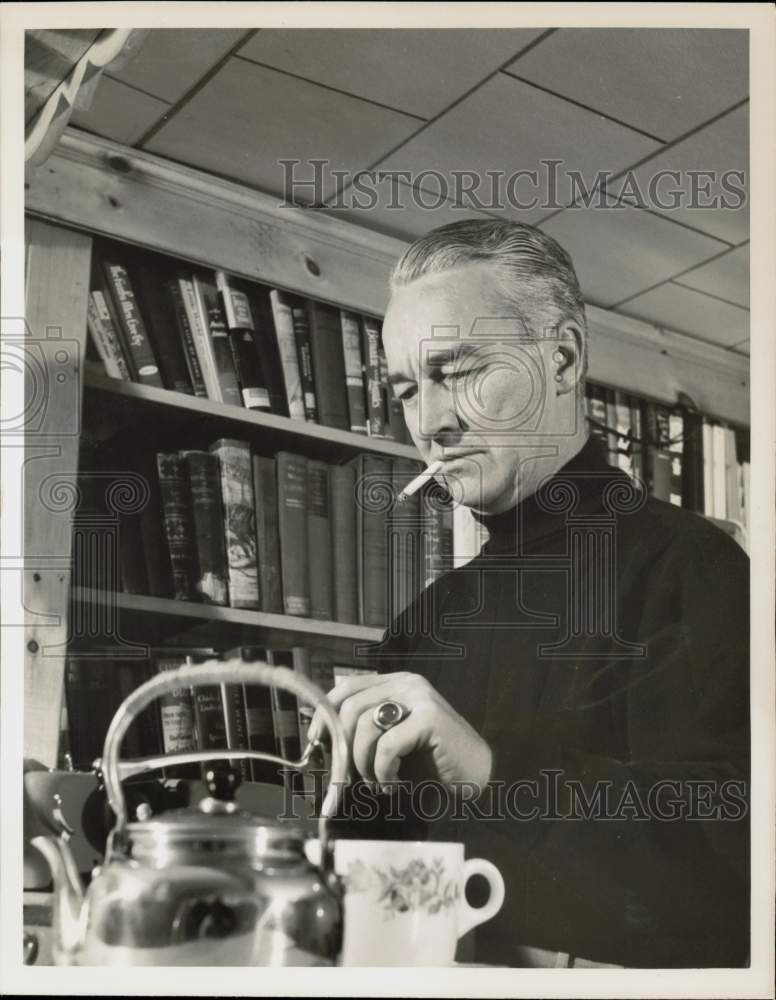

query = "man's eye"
[398,385,417,402]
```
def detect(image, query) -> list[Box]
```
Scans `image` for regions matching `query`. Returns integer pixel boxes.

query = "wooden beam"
[24,219,92,767]
[25,128,748,426]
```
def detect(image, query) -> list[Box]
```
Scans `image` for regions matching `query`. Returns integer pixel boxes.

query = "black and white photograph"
[2,3,774,997]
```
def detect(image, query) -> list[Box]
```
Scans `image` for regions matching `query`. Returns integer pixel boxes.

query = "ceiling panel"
[539,202,727,307]
[69,76,169,146]
[377,74,659,224]
[616,281,749,347]
[507,28,748,142]
[238,28,545,119]
[144,59,421,202]
[106,29,248,104]
[675,243,749,307]
[615,104,749,245]
[326,182,497,241]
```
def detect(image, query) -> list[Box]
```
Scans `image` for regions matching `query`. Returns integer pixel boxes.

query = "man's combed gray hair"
[390,219,587,346]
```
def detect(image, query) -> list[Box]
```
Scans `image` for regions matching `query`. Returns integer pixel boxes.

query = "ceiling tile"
[539,203,727,307]
[507,28,748,141]
[106,29,248,104]
[144,59,421,202]
[326,182,497,242]
[377,74,659,225]
[614,105,748,245]
[675,243,749,307]
[69,76,169,146]
[238,28,545,119]
[615,282,749,346]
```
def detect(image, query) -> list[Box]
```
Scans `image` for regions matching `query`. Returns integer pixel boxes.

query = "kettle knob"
[204,766,241,804]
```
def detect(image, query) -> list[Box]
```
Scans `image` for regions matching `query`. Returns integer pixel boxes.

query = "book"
[216,270,272,412]
[181,450,229,605]
[125,438,174,599]
[629,397,645,486]
[604,388,619,466]
[307,301,350,430]
[252,455,283,615]
[307,460,333,621]
[681,410,705,514]
[64,657,130,769]
[86,289,131,381]
[702,421,714,517]
[276,451,310,617]
[390,459,424,615]
[154,653,199,779]
[711,423,728,520]
[209,439,260,609]
[269,290,305,420]
[329,463,359,624]
[587,384,608,455]
[134,262,194,395]
[265,649,303,795]
[361,316,385,437]
[156,452,199,601]
[166,278,208,397]
[723,426,742,524]
[340,309,368,434]
[100,258,164,388]
[223,645,278,784]
[644,402,672,502]
[192,273,243,408]
[668,410,683,507]
[292,301,318,422]
[355,453,392,627]
[379,345,405,442]
[247,286,290,416]
[422,485,455,588]
[191,682,229,778]
[177,272,221,400]
[613,390,633,477]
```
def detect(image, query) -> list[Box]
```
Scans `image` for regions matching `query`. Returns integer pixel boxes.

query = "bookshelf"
[24,127,750,773]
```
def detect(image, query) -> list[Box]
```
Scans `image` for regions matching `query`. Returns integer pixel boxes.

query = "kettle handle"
[100,658,348,858]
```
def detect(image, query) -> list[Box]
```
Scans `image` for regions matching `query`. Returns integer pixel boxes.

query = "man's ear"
[552,321,586,394]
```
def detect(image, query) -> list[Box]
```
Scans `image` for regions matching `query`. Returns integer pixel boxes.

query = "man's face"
[382,262,579,514]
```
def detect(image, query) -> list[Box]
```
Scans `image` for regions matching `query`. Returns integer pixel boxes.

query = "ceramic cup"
[332,839,505,967]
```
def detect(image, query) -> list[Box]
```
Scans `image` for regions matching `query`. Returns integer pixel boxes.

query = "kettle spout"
[31,836,86,963]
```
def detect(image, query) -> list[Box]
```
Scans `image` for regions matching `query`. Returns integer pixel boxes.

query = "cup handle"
[457,858,505,939]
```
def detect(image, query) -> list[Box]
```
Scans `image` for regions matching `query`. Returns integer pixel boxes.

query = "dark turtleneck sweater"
[353,435,749,968]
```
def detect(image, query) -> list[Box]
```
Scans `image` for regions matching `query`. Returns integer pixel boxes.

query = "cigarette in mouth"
[397,460,444,501]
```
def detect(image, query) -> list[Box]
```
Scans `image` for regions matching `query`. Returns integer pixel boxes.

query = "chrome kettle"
[33,658,349,966]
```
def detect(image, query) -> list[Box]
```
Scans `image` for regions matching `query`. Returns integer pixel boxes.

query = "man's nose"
[416,380,462,442]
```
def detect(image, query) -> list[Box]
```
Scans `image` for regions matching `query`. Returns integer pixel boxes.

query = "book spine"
[644,403,672,501]
[681,410,705,514]
[191,684,229,774]
[266,650,302,761]
[156,452,199,601]
[390,459,424,613]
[307,302,350,430]
[209,439,260,609]
[702,420,715,517]
[613,390,633,477]
[167,280,208,397]
[249,286,290,416]
[604,388,618,466]
[723,426,741,523]
[155,655,199,779]
[668,410,683,507]
[630,398,645,486]
[356,454,391,627]
[379,345,405,442]
[340,310,368,434]
[181,450,229,605]
[193,275,243,408]
[127,438,174,599]
[276,452,310,616]
[226,645,279,784]
[329,464,358,624]
[65,658,122,769]
[307,460,333,621]
[135,264,194,395]
[269,290,305,420]
[219,677,251,782]
[87,290,131,380]
[216,271,271,412]
[252,455,283,614]
[587,384,608,455]
[423,488,454,588]
[292,303,318,422]
[101,260,164,387]
[178,274,221,399]
[362,317,385,437]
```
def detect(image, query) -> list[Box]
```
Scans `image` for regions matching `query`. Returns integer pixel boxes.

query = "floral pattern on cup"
[344,857,460,919]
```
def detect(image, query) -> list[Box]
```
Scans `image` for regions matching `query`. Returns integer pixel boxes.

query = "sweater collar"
[473,435,628,552]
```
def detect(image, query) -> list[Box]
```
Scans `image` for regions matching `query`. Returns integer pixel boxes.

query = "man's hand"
[308,671,492,791]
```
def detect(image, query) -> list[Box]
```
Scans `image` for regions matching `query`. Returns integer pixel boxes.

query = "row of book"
[78,439,453,629]
[62,646,375,783]
[584,384,751,543]
[86,241,410,442]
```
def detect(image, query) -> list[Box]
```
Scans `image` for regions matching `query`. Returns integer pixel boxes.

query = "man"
[313,220,749,968]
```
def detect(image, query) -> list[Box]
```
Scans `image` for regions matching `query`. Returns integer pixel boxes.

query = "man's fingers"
[351,709,381,784]
[373,714,429,787]
[307,672,413,744]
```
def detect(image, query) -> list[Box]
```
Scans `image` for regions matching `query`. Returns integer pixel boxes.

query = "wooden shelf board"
[70,587,384,659]
[83,371,420,463]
